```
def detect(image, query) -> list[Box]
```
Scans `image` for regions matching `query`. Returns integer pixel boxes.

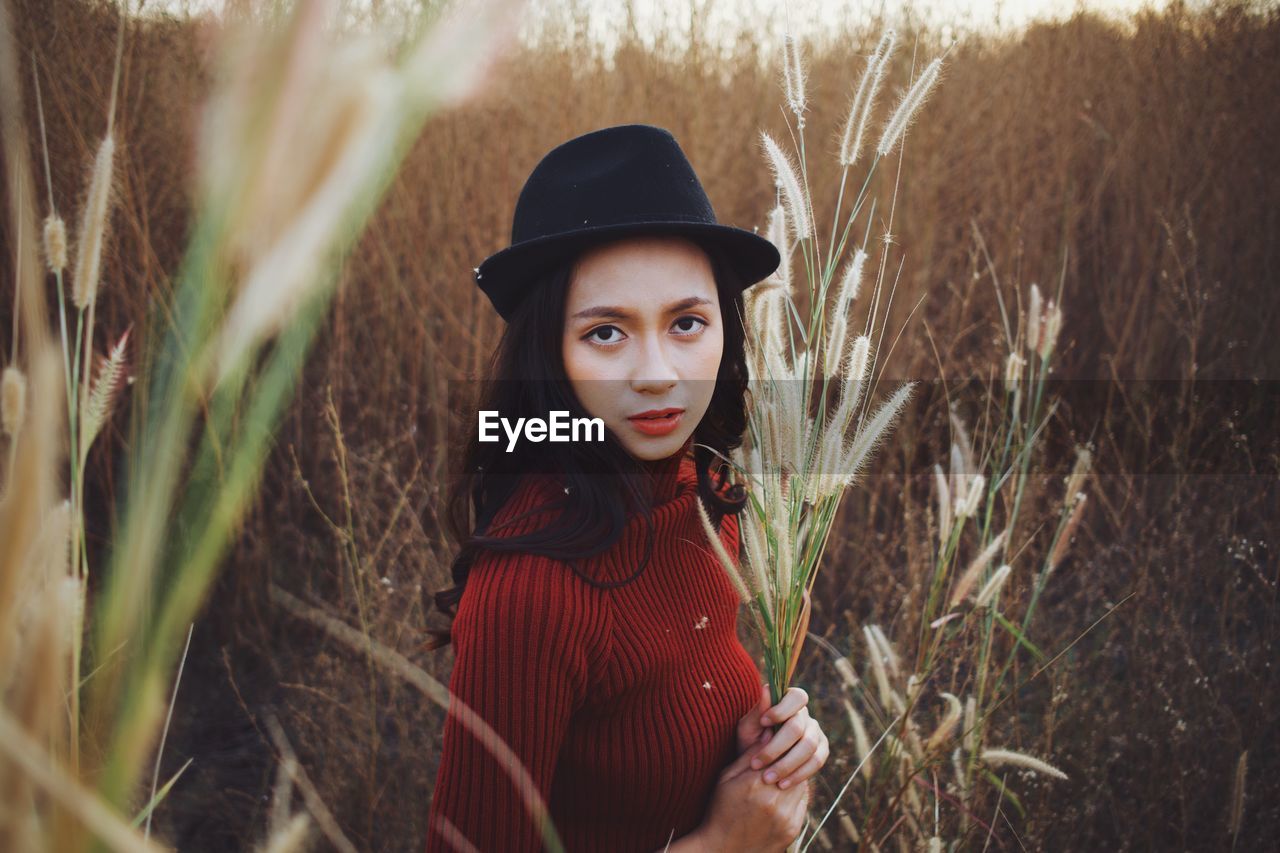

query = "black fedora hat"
[475,123,781,320]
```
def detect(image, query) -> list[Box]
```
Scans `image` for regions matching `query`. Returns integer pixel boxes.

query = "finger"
[776,749,825,789]
[760,686,810,727]
[761,731,818,785]
[749,713,806,770]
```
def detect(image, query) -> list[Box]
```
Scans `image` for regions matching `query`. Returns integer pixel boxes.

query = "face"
[562,235,724,462]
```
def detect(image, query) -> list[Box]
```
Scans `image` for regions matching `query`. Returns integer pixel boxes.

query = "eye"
[584,324,626,345]
[671,315,708,336]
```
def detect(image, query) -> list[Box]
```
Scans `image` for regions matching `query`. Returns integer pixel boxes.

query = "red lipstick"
[628,407,685,436]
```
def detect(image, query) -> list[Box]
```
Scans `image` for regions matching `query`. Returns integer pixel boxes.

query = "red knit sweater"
[425,450,763,852]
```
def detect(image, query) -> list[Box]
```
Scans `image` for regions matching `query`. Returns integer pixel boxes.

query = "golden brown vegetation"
[5,0,1278,849]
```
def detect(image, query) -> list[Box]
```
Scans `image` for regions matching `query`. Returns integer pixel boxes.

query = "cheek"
[564,341,614,382]
[689,325,724,382]
[687,327,724,412]
[563,339,621,419]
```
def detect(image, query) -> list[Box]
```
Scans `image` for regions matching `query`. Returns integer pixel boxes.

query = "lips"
[627,407,685,437]
[627,404,686,417]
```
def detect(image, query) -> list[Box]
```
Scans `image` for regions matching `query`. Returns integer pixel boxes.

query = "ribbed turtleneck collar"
[639,439,695,506]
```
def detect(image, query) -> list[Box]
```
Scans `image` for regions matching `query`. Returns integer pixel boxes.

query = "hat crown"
[510,124,717,245]
[474,123,779,320]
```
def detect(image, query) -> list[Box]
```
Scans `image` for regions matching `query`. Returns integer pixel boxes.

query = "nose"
[630,333,678,395]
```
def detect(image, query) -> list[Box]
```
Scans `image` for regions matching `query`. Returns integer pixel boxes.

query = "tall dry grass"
[5,0,1278,850]
[3,0,532,849]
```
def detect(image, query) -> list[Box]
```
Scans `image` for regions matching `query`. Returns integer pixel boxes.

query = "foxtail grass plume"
[846,333,871,390]
[79,327,131,460]
[834,656,859,690]
[839,382,914,491]
[980,748,1069,780]
[1047,493,1087,572]
[1064,444,1093,503]
[839,29,896,166]
[764,203,791,291]
[949,440,981,520]
[835,248,869,308]
[812,335,873,499]
[1004,351,1025,393]
[2,365,25,437]
[822,250,869,377]
[1023,280,1063,359]
[42,213,67,274]
[71,132,116,309]
[781,34,807,125]
[824,314,848,378]
[808,340,890,504]
[695,500,754,606]
[864,625,893,709]
[1039,299,1063,359]
[205,18,404,384]
[840,811,861,843]
[955,472,986,519]
[697,502,771,645]
[842,698,873,780]
[868,624,901,676]
[974,564,1012,609]
[739,500,772,604]
[399,0,525,112]
[925,692,963,751]
[933,462,952,546]
[1027,283,1043,354]
[947,408,980,517]
[951,746,969,803]
[877,57,942,157]
[746,287,783,381]
[1228,749,1248,838]
[760,131,812,241]
[947,528,1009,610]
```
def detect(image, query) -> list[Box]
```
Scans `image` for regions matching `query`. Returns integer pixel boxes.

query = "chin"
[619,429,692,462]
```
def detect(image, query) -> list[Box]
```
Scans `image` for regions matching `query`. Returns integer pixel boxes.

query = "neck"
[639,438,694,505]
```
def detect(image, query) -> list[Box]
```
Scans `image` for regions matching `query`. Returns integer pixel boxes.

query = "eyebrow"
[570,296,714,321]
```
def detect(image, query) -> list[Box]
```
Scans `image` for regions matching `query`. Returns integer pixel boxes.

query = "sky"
[524,0,1188,56]
[136,0,1187,48]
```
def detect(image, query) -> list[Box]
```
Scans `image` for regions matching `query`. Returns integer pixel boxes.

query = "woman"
[424,124,830,852]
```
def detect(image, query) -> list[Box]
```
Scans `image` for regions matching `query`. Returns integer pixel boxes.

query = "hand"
[694,736,810,852]
[736,684,830,791]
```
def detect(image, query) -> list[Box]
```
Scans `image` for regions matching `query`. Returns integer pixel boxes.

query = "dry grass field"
[4,0,1278,849]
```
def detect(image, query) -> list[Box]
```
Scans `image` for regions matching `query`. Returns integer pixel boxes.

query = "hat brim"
[475,220,781,320]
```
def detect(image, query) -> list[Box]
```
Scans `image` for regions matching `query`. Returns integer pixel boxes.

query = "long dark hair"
[422,238,750,650]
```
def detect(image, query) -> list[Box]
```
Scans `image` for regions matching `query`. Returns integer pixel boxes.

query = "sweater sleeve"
[425,548,610,853]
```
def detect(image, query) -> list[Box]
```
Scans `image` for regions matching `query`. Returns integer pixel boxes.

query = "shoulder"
[481,473,566,539]
[453,544,614,670]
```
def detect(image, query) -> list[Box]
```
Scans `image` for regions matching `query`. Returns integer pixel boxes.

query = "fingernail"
[764,771,777,783]
[751,758,762,769]
[760,715,770,726]
[779,780,790,789]
[762,730,772,743]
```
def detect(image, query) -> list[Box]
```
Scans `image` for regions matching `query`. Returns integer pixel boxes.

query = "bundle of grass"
[700,28,941,716]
